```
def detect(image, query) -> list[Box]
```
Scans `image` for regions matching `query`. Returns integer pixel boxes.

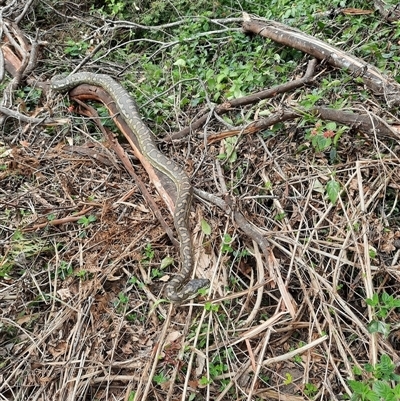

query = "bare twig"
[0,105,60,125]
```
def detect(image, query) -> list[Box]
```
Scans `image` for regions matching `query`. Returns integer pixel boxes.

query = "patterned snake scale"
[51,72,210,302]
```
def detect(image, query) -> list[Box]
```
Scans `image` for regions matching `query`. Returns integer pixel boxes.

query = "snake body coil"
[51,72,209,302]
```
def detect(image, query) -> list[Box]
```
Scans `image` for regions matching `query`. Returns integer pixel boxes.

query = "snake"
[51,72,210,302]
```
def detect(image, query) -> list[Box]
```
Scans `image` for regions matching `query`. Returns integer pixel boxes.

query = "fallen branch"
[207,106,400,144]
[207,110,298,144]
[24,206,94,231]
[171,58,317,139]
[0,105,61,125]
[242,15,400,106]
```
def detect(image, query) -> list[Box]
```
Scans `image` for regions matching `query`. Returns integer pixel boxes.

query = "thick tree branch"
[242,16,400,106]
[207,106,400,144]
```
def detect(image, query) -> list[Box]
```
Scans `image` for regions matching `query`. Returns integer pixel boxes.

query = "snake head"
[166,278,210,303]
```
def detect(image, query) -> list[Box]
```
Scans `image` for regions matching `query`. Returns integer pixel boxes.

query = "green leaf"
[304,383,318,397]
[313,179,324,194]
[47,213,56,221]
[380,354,393,367]
[348,379,368,394]
[173,58,186,67]
[224,136,238,163]
[381,292,392,304]
[352,365,363,376]
[369,247,377,259]
[283,373,293,385]
[365,363,374,373]
[221,233,234,253]
[326,121,337,130]
[373,380,393,399]
[313,134,331,152]
[77,216,88,225]
[365,390,380,401]
[348,379,379,401]
[367,320,391,338]
[366,293,379,307]
[201,219,212,235]
[160,256,174,269]
[204,302,219,312]
[377,354,396,380]
[393,383,400,397]
[227,150,237,164]
[326,179,341,204]
[153,372,168,385]
[199,376,211,385]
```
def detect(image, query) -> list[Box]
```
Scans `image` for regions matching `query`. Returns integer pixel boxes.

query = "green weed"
[0,230,51,278]
[75,270,89,280]
[217,137,238,164]
[15,86,42,111]
[304,382,318,398]
[142,243,155,264]
[326,178,341,205]
[348,355,400,401]
[283,372,293,385]
[366,292,400,338]
[305,120,347,153]
[369,292,400,313]
[77,215,97,227]
[153,371,169,385]
[58,260,73,280]
[204,302,219,313]
[128,276,145,295]
[221,234,234,254]
[64,39,89,57]
[114,292,129,313]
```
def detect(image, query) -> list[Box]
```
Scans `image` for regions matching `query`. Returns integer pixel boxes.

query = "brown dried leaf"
[48,340,68,358]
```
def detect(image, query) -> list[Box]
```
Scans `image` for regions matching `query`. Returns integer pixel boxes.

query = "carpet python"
[51,72,209,302]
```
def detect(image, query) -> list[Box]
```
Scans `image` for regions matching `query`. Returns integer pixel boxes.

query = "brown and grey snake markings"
[51,72,209,302]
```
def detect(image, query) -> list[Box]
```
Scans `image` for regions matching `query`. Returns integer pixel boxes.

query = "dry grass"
[1,108,399,400]
[1,3,400,400]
